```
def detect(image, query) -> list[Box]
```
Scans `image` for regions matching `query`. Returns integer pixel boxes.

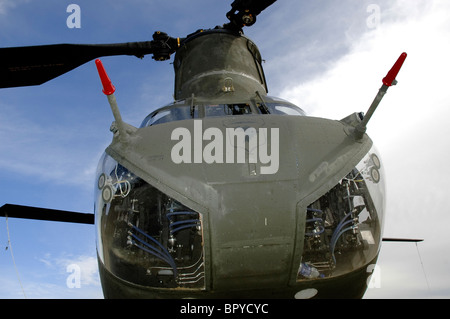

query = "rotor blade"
[0,41,154,88]
[0,204,94,225]
[382,237,424,242]
[229,0,277,16]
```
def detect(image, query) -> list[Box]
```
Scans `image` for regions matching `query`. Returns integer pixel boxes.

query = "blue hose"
[330,211,353,245]
[170,219,200,227]
[167,212,200,234]
[129,233,176,271]
[130,238,177,277]
[130,224,177,276]
[330,225,356,265]
[171,223,201,234]
[131,224,171,255]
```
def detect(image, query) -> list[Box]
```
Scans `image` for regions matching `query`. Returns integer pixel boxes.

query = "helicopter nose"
[105,114,372,291]
[206,172,299,290]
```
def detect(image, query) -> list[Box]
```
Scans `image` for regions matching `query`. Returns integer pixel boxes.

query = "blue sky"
[1,0,450,298]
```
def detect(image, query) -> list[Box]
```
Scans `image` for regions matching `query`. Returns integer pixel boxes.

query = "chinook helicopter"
[0,0,413,299]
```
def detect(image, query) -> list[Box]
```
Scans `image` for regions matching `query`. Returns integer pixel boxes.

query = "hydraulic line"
[331,211,353,245]
[130,236,177,273]
[330,225,357,265]
[169,219,201,235]
[171,224,201,234]
[129,223,177,275]
[305,218,325,236]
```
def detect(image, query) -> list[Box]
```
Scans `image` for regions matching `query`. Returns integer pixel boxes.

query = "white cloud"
[0,0,29,15]
[1,250,102,299]
[0,0,15,15]
[282,1,450,119]
[38,252,100,288]
[56,255,100,287]
[0,102,107,188]
[280,0,450,298]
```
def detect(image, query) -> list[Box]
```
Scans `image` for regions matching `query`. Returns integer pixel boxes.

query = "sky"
[0,0,449,299]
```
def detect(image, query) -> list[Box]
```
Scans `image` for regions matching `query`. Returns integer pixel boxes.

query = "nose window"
[298,149,384,281]
[95,153,205,289]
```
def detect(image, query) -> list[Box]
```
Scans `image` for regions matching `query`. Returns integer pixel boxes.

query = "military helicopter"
[0,0,413,299]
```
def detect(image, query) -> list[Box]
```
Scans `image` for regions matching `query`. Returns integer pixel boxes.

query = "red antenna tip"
[382,52,407,86]
[95,59,116,95]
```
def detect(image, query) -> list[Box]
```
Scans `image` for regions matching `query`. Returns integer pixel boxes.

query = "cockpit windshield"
[204,103,253,116]
[140,96,305,128]
[265,103,306,116]
[140,103,199,127]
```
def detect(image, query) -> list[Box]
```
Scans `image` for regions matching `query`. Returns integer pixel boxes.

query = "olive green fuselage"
[96,29,383,299]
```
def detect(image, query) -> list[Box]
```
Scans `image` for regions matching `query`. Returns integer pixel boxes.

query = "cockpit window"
[257,102,306,116]
[140,104,199,127]
[268,104,306,116]
[140,97,306,128]
[204,103,252,117]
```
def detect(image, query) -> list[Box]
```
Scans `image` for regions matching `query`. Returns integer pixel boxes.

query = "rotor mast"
[172,29,268,101]
[0,0,277,90]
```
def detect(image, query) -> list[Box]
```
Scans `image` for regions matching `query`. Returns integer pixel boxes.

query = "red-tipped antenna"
[382,52,407,87]
[94,59,127,139]
[95,59,116,95]
[354,52,408,139]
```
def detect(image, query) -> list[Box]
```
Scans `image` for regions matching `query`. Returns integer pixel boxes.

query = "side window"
[257,102,305,116]
[142,110,171,127]
[269,104,306,116]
